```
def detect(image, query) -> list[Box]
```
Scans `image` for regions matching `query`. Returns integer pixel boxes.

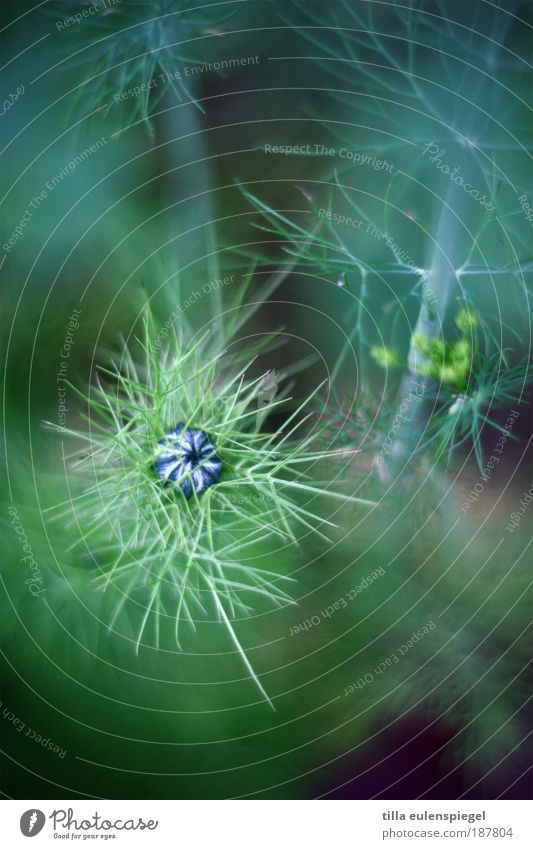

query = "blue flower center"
[154,423,222,498]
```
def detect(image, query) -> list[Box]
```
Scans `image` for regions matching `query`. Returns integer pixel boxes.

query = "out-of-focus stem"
[383,172,468,472]
[157,81,221,331]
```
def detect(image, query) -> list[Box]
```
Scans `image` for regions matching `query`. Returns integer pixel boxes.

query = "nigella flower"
[45,308,374,704]
[154,423,222,498]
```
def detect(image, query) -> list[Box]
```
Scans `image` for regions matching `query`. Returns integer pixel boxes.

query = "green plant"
[240,0,532,476]
[45,305,373,706]
[53,0,236,137]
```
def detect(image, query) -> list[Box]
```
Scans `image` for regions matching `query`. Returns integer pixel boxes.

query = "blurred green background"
[1,0,531,799]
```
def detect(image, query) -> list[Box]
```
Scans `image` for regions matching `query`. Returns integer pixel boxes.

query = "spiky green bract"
[46,311,372,706]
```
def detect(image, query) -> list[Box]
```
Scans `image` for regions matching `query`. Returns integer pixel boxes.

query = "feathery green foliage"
[54,0,236,136]
[45,307,373,706]
[243,185,531,472]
